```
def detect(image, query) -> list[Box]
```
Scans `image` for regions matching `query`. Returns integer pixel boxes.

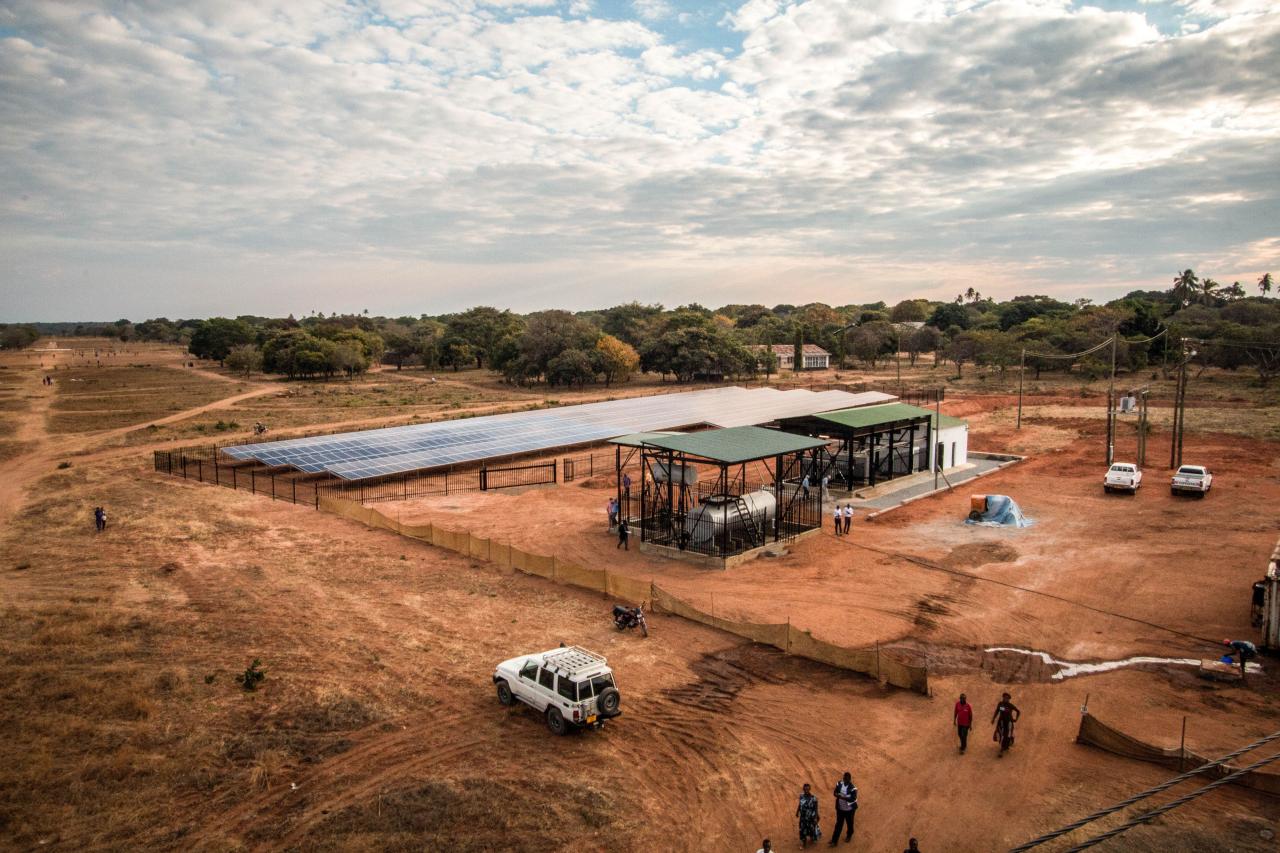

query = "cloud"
[0,0,1278,319]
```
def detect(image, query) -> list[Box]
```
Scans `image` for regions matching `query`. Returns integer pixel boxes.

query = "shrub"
[236,659,266,691]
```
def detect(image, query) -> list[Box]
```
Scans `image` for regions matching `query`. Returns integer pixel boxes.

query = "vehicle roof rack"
[543,646,607,676]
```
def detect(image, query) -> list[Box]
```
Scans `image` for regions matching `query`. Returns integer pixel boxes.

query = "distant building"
[749,343,831,370]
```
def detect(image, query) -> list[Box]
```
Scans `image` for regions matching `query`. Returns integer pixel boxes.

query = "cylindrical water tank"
[683,491,777,547]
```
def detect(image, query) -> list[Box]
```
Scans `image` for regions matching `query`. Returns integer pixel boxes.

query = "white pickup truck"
[492,646,622,735]
[1104,462,1142,494]
[1170,465,1213,498]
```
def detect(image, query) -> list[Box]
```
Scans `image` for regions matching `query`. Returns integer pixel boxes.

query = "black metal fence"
[153,449,558,506]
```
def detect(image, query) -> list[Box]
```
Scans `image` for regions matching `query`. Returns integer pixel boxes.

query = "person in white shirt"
[832,504,842,536]
[842,504,853,535]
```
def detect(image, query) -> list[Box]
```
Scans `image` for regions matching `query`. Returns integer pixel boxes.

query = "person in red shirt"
[954,693,973,754]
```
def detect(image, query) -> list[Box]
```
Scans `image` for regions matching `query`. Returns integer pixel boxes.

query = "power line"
[839,538,1222,647]
[1062,748,1280,851]
[1009,728,1280,851]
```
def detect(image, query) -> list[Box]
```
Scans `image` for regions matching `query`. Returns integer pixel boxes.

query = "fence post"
[271,473,276,501]
[251,469,256,494]
[167,453,172,475]
[197,460,203,482]
[786,616,791,654]
[232,467,237,489]
[292,479,297,504]
[181,457,188,479]
[214,458,219,485]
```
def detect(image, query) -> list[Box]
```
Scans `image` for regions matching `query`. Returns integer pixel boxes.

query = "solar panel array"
[220,386,895,481]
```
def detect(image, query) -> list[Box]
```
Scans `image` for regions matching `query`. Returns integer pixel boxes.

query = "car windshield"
[1177,468,1203,477]
[1111,465,1133,473]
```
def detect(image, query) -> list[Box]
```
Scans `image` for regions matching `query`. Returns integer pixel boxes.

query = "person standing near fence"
[607,497,618,530]
[829,772,857,846]
[821,474,830,501]
[617,518,629,550]
[797,782,821,848]
[93,506,106,532]
[993,692,1020,756]
[954,692,973,754]
[622,472,632,498]
[842,504,853,535]
[802,474,811,500]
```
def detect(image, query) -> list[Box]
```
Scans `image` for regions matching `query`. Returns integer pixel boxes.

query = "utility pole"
[1136,389,1148,468]
[1169,340,1190,469]
[934,392,941,491]
[1106,335,1117,466]
[1016,348,1025,430]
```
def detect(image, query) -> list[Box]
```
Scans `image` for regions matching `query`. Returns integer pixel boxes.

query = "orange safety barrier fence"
[318,495,928,694]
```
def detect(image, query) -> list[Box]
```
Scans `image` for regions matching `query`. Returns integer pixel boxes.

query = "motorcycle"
[612,604,648,637]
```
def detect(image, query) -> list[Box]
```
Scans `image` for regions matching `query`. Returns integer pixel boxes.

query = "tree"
[1171,269,1198,307]
[444,307,524,368]
[849,322,894,367]
[1223,281,1246,301]
[0,324,40,350]
[328,343,363,378]
[601,302,664,347]
[1259,273,1273,296]
[412,320,446,369]
[793,326,804,373]
[596,334,639,386]
[546,349,597,388]
[189,317,255,364]
[927,303,971,331]
[890,300,928,322]
[1197,277,1221,305]
[756,347,779,377]
[907,325,943,367]
[224,344,263,378]
[946,332,980,378]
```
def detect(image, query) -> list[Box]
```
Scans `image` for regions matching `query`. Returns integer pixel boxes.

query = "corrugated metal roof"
[638,426,828,464]
[814,402,966,431]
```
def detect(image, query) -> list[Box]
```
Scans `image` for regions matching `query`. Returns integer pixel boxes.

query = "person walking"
[832,504,843,536]
[797,782,821,848]
[756,840,773,853]
[829,772,857,846]
[842,504,853,535]
[903,839,921,853]
[607,497,618,529]
[93,506,106,532]
[954,693,973,754]
[802,474,811,500]
[1224,638,1258,681]
[993,692,1020,756]
[616,518,629,551]
[821,474,830,501]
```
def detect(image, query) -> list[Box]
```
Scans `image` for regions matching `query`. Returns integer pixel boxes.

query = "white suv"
[492,646,622,735]
[1104,462,1142,494]
[1171,464,1213,497]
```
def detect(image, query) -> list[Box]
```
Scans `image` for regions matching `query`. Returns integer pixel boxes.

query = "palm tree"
[1224,281,1246,300]
[1172,269,1198,306]
[1260,272,1274,296]
[1197,277,1220,305]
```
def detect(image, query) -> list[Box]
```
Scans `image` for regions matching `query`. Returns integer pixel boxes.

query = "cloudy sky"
[1,0,1278,320]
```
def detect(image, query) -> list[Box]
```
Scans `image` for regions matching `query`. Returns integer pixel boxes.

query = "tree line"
[6,269,1277,384]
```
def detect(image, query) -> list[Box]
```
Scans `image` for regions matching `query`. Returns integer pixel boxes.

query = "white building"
[750,343,831,370]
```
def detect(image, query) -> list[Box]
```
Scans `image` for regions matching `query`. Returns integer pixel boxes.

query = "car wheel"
[597,686,621,717]
[495,679,514,706]
[546,706,569,736]
[1103,486,1111,494]
[1170,488,1177,496]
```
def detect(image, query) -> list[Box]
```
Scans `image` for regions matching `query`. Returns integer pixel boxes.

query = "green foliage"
[236,659,266,692]
[0,324,40,350]
[188,317,255,363]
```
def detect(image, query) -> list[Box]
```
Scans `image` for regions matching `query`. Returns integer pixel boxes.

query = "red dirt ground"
[2,346,1277,851]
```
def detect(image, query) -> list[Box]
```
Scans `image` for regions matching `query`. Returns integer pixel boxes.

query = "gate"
[479,460,557,491]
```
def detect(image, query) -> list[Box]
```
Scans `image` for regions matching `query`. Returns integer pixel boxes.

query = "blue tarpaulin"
[966,494,1033,527]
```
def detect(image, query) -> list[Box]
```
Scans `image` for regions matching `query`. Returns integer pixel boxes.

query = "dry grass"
[47,365,236,433]
[304,778,615,852]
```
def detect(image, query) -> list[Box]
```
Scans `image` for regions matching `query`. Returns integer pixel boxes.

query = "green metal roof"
[608,431,683,448]
[636,426,828,464]
[814,402,966,432]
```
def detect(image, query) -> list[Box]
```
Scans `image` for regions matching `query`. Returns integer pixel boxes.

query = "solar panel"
[221,386,894,480]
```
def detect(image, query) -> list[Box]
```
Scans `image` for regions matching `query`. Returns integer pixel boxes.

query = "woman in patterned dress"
[797,782,821,847]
